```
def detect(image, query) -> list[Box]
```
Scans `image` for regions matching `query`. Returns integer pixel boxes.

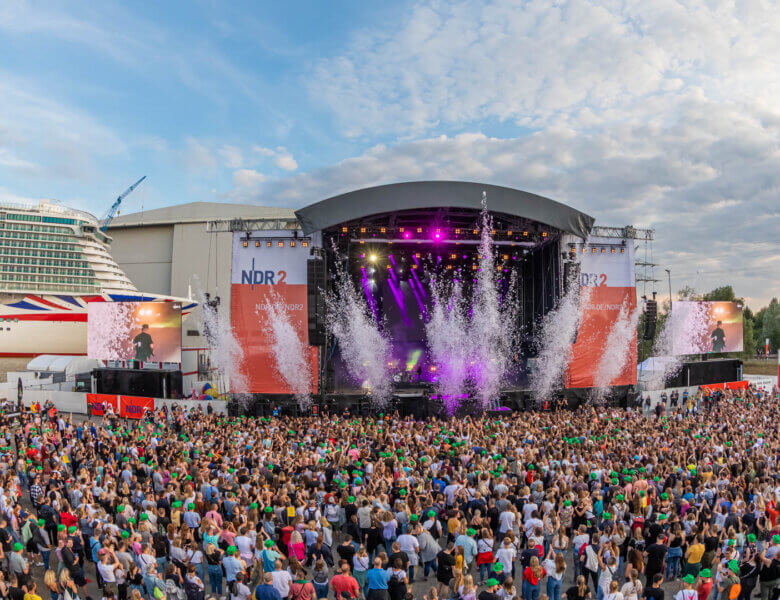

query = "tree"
[759,298,780,353]
[742,306,756,358]
[677,285,699,301]
[702,285,737,302]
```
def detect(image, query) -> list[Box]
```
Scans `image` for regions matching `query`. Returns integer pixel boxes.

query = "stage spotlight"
[455,228,461,234]
[491,229,496,235]
[415,253,420,258]
[592,248,597,253]
[611,248,616,253]
[429,365,437,372]
[433,233,442,240]
[446,265,452,270]
[399,227,405,232]
[255,241,260,247]
[359,240,365,244]
[360,227,366,233]
[342,227,348,233]
[412,264,418,270]
[601,248,606,253]
[472,264,478,270]
[242,241,248,248]
[386,264,391,269]
[507,230,513,236]
[503,254,509,260]
[472,229,478,234]
[290,241,296,247]
[277,241,284,247]
[360,253,365,258]
[417,227,423,233]
[302,241,308,247]
[542,231,548,238]
[450,253,457,259]
[620,248,625,253]
[582,247,587,253]
[523,231,528,236]
[380,227,386,234]
[266,241,272,247]
[368,253,377,263]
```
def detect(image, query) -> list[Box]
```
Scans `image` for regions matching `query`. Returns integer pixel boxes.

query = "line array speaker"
[307,258,327,346]
[643,299,657,340]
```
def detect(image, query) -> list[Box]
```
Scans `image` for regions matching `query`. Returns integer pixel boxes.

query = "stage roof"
[295,181,594,238]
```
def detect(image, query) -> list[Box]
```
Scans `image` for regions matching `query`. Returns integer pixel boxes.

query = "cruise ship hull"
[0,293,197,357]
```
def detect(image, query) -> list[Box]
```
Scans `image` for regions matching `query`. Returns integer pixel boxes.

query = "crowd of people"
[0,384,777,600]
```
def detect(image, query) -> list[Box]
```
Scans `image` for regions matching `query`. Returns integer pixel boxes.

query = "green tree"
[702,285,736,302]
[759,298,780,353]
[742,306,756,358]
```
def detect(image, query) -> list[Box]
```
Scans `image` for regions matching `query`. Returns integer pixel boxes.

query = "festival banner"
[119,395,155,419]
[230,232,318,394]
[566,237,637,389]
[86,393,118,416]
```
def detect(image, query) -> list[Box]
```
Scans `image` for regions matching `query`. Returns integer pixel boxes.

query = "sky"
[1,0,778,309]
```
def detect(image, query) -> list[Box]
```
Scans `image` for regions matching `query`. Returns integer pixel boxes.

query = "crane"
[100,175,146,231]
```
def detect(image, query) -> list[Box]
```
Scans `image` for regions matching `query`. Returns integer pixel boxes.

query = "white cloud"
[218,145,243,168]
[181,138,217,174]
[0,72,124,182]
[231,168,266,191]
[309,0,780,137]
[274,152,298,172]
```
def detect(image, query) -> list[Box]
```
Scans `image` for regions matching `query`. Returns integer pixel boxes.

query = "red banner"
[725,380,748,390]
[700,383,725,392]
[119,396,155,419]
[86,394,117,416]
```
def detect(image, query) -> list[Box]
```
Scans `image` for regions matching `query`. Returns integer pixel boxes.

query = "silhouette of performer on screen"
[133,324,154,361]
[711,320,726,353]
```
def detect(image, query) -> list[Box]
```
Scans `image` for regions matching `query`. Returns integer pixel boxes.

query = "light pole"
[664,269,672,310]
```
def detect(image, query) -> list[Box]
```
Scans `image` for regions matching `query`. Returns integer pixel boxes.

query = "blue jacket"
[253,584,282,600]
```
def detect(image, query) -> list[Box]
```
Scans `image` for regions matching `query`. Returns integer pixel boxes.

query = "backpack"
[165,579,186,600]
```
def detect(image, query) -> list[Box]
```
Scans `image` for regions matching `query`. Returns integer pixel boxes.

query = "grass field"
[742,358,778,375]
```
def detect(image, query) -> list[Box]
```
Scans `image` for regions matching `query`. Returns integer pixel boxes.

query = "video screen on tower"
[87,302,182,363]
[670,301,743,355]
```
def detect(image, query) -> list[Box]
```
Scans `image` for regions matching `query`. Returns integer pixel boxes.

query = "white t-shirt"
[498,510,516,532]
[271,570,292,598]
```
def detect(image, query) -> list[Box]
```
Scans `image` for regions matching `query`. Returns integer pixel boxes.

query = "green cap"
[227,545,237,555]
[661,493,668,500]
[486,578,499,587]
[117,504,124,513]
[427,510,436,518]
[602,512,612,520]
[653,476,660,482]
[747,533,756,543]
[700,569,711,578]
[188,503,195,510]
[57,524,66,531]
[140,513,148,521]
[348,496,355,503]
[728,559,739,574]
[728,539,735,546]
[564,500,572,506]
[128,517,136,525]
[37,518,45,526]
[492,562,504,572]
[250,502,258,509]
[264,506,273,513]
[682,575,695,585]
[264,539,274,548]
[616,494,624,502]
[657,513,667,520]
[467,528,476,536]
[121,530,130,539]
[13,542,23,551]
[172,501,182,508]
[773,534,780,543]
[68,526,77,533]
[410,514,418,522]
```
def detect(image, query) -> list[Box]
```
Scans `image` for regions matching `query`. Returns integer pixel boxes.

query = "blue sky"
[1,0,778,307]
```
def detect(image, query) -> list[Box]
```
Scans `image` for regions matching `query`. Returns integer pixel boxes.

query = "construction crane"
[100,175,146,231]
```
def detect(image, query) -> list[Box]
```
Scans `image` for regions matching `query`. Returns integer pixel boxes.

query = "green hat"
[661,493,668,500]
[486,578,499,587]
[410,515,419,522]
[492,562,504,572]
[682,575,695,585]
[727,539,735,546]
[611,478,618,485]
[188,503,195,510]
[773,534,780,544]
[172,501,183,508]
[250,502,258,509]
[140,513,148,521]
[57,524,66,531]
[37,518,45,526]
[657,513,667,520]
[602,512,611,520]
[264,506,273,513]
[348,496,355,503]
[747,533,756,543]
[117,504,124,512]
[121,530,130,539]
[616,494,624,502]
[227,545,237,555]
[264,539,274,548]
[398,489,406,496]
[128,517,137,525]
[700,569,711,578]
[427,510,436,518]
[564,500,572,506]
[653,476,660,482]
[13,542,23,551]
[68,526,77,533]
[639,490,645,497]
[467,528,476,536]
[728,559,739,574]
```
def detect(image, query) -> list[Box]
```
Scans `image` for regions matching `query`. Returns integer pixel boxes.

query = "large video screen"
[671,301,743,355]
[88,302,182,363]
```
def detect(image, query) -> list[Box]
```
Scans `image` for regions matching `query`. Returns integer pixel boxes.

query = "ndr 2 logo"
[241,258,287,289]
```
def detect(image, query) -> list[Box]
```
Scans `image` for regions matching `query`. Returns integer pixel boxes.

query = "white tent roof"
[26,355,102,378]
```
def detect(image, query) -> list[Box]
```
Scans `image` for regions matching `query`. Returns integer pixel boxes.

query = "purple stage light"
[403,231,411,239]
[433,233,441,240]
[360,253,365,258]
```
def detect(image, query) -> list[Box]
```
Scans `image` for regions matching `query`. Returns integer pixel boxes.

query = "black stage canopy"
[295,181,594,239]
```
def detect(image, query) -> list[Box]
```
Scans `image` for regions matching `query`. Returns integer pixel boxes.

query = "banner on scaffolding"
[230,232,318,394]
